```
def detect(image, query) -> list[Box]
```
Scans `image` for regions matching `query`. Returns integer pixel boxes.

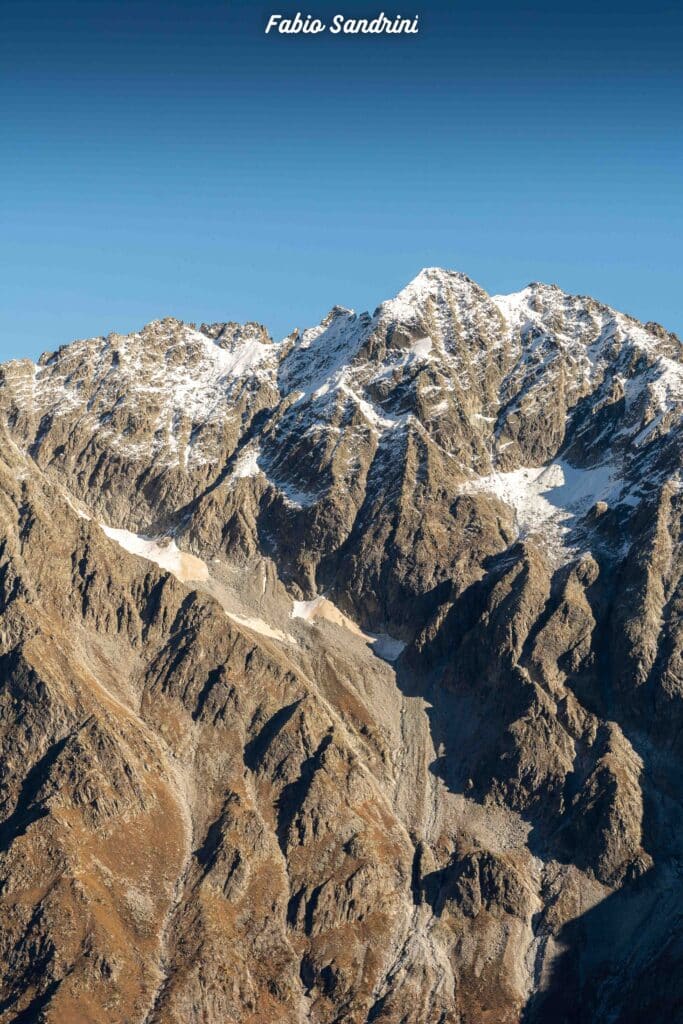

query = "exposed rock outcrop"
[0,268,681,1022]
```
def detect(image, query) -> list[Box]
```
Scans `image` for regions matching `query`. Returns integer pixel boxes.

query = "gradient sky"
[2,0,682,360]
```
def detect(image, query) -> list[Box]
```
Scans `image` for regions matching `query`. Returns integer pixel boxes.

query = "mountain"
[0,267,681,1024]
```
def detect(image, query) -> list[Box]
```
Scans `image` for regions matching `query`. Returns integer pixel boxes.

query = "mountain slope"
[0,268,681,1023]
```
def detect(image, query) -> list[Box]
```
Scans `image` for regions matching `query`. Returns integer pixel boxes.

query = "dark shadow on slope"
[521,856,683,1024]
[397,680,683,1019]
[391,540,683,1022]
[276,732,333,852]
[1,977,62,1024]
[244,700,302,771]
[192,665,228,722]
[0,733,72,855]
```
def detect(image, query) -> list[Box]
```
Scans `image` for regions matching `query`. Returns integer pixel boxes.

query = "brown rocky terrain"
[0,267,681,1022]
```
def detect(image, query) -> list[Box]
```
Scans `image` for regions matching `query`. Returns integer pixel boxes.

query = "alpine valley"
[0,268,682,1024]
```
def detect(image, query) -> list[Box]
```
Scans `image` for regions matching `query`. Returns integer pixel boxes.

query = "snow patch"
[490,288,534,329]
[100,525,209,582]
[346,388,408,432]
[200,334,272,378]
[225,611,291,643]
[292,596,366,637]
[233,446,262,479]
[410,336,433,359]
[292,595,406,662]
[459,459,636,555]
[371,635,406,661]
[102,522,293,642]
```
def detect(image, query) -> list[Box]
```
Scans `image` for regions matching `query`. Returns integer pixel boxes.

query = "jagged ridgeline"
[0,268,681,1023]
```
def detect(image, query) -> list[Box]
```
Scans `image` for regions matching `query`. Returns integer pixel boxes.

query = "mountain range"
[0,267,681,1023]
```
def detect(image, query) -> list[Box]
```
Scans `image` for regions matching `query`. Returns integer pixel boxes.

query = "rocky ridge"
[0,268,681,1023]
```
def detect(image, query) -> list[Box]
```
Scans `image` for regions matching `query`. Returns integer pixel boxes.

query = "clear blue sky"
[2,0,682,360]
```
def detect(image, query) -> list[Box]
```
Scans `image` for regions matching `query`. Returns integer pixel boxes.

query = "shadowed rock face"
[0,267,681,1023]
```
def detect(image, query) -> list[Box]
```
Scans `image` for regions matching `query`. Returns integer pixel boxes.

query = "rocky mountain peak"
[0,270,681,1023]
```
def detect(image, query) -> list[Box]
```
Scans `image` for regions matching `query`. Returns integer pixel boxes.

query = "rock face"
[0,267,681,1023]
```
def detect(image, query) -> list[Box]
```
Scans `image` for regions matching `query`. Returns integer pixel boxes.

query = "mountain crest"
[0,269,681,1022]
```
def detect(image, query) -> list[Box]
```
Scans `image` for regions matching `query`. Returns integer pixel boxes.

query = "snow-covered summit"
[1,267,680,562]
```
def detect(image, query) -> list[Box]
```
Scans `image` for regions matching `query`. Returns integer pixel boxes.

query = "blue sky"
[2,0,682,359]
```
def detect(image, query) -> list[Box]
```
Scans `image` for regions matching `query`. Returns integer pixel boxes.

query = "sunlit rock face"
[0,268,681,1024]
